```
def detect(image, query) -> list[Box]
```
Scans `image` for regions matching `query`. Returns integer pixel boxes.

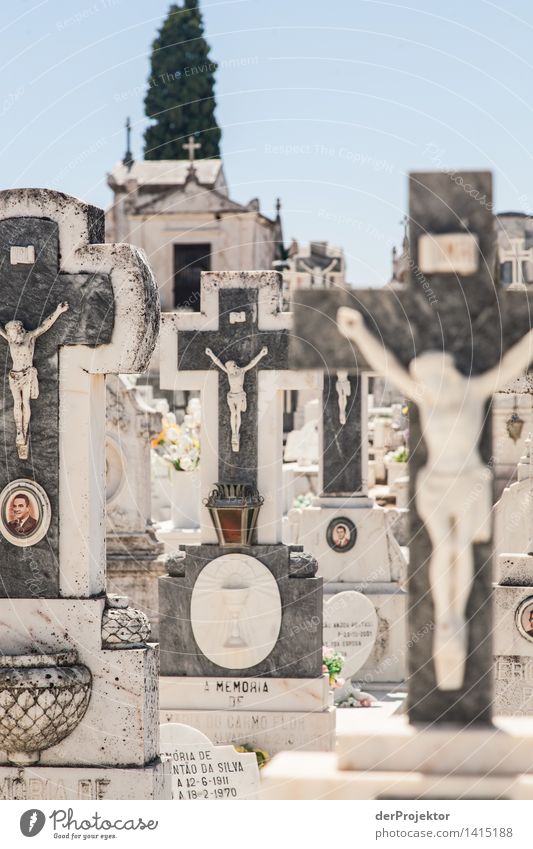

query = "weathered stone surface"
[0,216,113,597]
[0,762,169,800]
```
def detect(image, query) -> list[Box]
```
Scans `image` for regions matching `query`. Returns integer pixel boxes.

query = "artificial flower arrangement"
[234,743,270,769]
[151,399,201,471]
[322,646,345,689]
[387,445,409,463]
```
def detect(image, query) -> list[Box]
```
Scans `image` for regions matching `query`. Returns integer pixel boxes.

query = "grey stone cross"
[290,171,533,724]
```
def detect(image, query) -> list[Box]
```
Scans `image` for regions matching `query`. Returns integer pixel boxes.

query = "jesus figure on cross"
[338,306,533,691]
[205,346,268,452]
[0,301,69,459]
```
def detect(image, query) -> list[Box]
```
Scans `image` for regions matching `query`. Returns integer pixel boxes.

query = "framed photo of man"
[326,516,357,553]
[516,596,533,643]
[0,479,51,547]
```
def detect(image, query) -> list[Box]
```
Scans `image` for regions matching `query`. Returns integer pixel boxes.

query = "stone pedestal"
[160,676,335,756]
[290,501,408,686]
[494,553,533,716]
[260,717,533,799]
[159,543,335,754]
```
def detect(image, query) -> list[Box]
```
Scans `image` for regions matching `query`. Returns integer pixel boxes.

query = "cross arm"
[243,346,268,372]
[475,324,533,397]
[205,347,227,373]
[32,301,69,338]
[337,306,419,400]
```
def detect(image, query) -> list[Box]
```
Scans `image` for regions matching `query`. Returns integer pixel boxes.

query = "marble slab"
[160,675,330,712]
[0,762,169,800]
[160,708,336,755]
[161,722,259,800]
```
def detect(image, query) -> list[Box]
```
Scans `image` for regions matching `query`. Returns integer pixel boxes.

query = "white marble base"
[0,761,169,800]
[160,707,336,755]
[290,504,407,584]
[260,716,533,799]
[160,675,331,712]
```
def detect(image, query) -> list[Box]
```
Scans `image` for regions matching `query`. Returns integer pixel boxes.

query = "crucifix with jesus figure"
[290,171,533,724]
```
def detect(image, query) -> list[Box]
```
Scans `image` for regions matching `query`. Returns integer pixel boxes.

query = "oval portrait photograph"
[516,596,533,644]
[326,516,357,553]
[0,479,51,547]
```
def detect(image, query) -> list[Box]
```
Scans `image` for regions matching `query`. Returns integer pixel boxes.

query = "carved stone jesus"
[335,370,351,425]
[0,301,69,459]
[205,346,268,452]
[338,306,533,691]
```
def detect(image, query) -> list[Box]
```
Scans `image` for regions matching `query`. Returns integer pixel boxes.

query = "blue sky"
[1,0,532,283]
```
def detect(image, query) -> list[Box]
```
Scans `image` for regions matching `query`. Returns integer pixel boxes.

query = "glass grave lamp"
[205,483,264,546]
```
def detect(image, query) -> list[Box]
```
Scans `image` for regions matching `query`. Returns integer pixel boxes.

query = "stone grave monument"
[160,722,260,800]
[494,434,533,715]
[288,370,408,690]
[262,170,533,798]
[105,375,165,639]
[0,188,168,800]
[158,270,335,755]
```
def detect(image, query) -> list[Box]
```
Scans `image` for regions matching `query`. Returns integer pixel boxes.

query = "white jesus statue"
[205,346,269,452]
[0,301,69,459]
[338,305,533,691]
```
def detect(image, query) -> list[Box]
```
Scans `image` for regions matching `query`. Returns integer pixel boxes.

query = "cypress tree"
[144,1,221,160]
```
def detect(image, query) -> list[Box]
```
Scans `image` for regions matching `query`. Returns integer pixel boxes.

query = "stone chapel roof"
[108,159,227,193]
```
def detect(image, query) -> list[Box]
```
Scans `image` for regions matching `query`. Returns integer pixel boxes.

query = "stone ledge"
[0,759,170,800]
[337,715,533,775]
[259,751,533,800]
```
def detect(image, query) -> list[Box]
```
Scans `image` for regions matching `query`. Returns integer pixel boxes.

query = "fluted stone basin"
[0,651,91,765]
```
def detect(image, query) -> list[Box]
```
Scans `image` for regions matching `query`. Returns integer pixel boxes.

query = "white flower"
[180,455,196,471]
[166,427,180,443]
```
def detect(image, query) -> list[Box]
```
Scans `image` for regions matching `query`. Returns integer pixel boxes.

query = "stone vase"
[171,468,201,529]
[386,460,408,488]
[0,651,91,766]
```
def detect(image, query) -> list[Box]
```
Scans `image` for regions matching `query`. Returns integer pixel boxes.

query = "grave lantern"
[205,483,263,546]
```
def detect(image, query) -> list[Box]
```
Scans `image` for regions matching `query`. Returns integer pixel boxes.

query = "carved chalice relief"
[338,305,533,692]
[222,571,250,648]
[0,302,69,460]
[336,370,351,425]
[205,345,269,452]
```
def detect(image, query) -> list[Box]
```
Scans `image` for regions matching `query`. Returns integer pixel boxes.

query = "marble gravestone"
[323,591,378,698]
[160,722,260,800]
[493,435,533,716]
[289,367,408,690]
[105,375,165,639]
[0,189,169,800]
[261,171,533,799]
[158,271,335,755]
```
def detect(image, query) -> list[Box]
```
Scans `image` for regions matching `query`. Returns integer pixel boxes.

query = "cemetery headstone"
[323,591,378,699]
[158,271,335,755]
[160,723,260,800]
[494,435,533,715]
[0,188,168,800]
